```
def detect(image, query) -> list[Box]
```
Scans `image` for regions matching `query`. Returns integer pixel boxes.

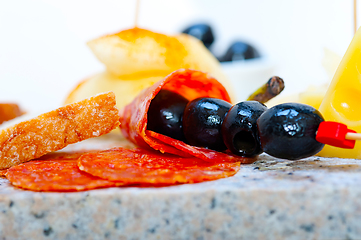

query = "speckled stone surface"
[0,137,361,240]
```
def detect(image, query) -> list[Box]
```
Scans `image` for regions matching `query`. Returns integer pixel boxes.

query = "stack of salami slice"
[5,69,252,192]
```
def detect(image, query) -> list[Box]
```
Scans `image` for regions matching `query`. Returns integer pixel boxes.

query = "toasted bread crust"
[0,92,119,169]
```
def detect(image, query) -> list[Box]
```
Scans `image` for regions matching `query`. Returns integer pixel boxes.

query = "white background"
[0,0,357,112]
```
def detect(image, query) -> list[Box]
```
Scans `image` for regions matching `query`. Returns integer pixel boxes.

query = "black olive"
[182,23,214,49]
[222,101,267,157]
[257,103,325,160]
[183,98,232,151]
[220,41,260,62]
[147,90,188,142]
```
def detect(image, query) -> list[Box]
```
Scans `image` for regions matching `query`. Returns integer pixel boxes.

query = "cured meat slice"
[0,169,6,177]
[120,69,253,163]
[78,147,240,184]
[6,152,118,192]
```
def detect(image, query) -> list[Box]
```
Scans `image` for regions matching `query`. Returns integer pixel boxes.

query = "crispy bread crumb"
[0,92,119,169]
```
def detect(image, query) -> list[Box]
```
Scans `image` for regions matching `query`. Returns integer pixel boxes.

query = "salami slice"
[78,147,240,184]
[0,169,7,177]
[6,152,118,192]
[119,69,253,163]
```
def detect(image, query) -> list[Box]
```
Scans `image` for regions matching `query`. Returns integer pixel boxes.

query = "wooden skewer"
[354,0,357,34]
[134,0,141,28]
[346,132,361,141]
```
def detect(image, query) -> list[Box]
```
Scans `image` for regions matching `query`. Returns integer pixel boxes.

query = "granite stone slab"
[0,137,360,240]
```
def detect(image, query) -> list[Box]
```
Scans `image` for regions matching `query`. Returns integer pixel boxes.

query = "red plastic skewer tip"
[316,121,356,149]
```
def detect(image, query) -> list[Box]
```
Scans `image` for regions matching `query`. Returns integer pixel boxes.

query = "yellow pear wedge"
[65,28,235,110]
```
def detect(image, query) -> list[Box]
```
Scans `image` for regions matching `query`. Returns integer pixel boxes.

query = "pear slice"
[66,28,235,110]
[87,28,228,81]
[65,71,161,110]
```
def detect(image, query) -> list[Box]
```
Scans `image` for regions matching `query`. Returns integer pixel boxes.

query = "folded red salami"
[120,69,253,163]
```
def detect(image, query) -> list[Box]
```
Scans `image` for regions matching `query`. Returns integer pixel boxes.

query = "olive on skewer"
[147,90,189,142]
[257,103,325,160]
[183,98,232,151]
[222,101,267,157]
[147,90,343,160]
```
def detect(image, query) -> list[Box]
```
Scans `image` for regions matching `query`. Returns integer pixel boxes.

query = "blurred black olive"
[182,23,215,49]
[220,41,260,62]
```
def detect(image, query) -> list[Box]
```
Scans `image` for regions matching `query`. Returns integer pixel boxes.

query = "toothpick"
[134,0,141,28]
[346,132,361,141]
[354,0,357,34]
